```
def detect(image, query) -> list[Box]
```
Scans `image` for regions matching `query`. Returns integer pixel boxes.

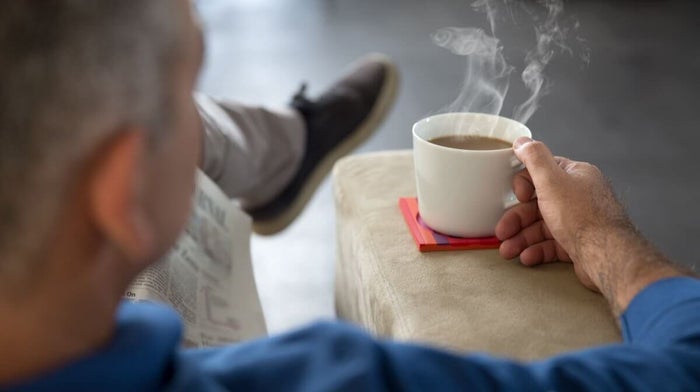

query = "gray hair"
[0,1,183,285]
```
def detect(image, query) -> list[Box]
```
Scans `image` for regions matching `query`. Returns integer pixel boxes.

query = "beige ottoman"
[333,150,620,360]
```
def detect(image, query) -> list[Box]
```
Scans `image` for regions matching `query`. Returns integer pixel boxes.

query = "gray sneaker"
[247,53,399,235]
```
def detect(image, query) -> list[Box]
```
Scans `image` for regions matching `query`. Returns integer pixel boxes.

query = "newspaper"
[125,170,267,347]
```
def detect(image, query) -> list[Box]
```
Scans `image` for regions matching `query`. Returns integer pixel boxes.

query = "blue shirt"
[6,277,700,391]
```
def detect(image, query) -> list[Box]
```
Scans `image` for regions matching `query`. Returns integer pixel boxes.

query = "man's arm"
[576,225,688,317]
[176,138,700,390]
[182,284,700,391]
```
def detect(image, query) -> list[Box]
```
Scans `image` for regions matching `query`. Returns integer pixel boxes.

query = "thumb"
[513,137,560,188]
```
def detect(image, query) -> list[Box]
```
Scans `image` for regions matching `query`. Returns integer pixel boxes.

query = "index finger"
[512,156,574,202]
[513,169,535,202]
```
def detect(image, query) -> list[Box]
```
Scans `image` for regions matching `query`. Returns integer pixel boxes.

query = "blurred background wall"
[195,0,700,333]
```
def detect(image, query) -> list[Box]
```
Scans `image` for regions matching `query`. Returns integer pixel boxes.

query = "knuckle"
[584,162,601,173]
[536,169,556,184]
[584,164,606,182]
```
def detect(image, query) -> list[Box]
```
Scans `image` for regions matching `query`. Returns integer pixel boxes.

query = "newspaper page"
[125,170,267,347]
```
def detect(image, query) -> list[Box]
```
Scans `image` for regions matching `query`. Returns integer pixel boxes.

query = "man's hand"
[496,137,631,264]
[496,137,689,315]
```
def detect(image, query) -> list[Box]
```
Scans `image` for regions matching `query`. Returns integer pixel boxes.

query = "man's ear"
[88,128,156,264]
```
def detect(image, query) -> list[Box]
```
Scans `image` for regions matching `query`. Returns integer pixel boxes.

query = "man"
[1,1,698,391]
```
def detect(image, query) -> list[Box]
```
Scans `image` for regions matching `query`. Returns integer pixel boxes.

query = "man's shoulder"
[5,302,184,391]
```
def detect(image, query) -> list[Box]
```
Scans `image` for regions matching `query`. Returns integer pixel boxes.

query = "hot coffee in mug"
[429,135,512,151]
[412,113,532,238]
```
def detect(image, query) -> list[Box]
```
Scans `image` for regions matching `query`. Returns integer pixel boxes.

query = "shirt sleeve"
[620,277,700,345]
[179,278,700,392]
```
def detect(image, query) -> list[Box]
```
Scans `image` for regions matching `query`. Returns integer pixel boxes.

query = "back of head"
[0,0,181,287]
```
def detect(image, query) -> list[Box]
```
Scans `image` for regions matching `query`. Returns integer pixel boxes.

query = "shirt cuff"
[621,277,700,344]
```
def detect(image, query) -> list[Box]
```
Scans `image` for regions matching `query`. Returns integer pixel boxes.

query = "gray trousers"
[195,93,306,208]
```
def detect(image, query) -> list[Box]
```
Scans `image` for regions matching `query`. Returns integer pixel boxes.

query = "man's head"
[0,0,203,292]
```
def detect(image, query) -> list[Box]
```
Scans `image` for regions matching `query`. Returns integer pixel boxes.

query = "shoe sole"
[252,53,400,235]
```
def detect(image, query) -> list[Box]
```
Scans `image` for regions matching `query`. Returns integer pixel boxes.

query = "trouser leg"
[195,93,306,207]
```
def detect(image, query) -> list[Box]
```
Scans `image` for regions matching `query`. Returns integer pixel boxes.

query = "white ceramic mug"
[412,112,532,238]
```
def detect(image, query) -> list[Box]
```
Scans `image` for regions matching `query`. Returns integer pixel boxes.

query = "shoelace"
[291,82,312,109]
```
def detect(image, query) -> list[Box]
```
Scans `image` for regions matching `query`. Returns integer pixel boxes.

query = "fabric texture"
[333,150,621,359]
[195,93,306,208]
[7,278,700,391]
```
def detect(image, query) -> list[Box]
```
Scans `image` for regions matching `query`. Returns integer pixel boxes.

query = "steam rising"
[432,27,513,116]
[434,0,584,124]
[513,0,568,123]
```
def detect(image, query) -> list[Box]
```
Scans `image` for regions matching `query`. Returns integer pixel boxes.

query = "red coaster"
[399,197,501,252]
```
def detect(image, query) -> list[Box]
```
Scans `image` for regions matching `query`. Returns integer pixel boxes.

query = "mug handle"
[503,155,525,209]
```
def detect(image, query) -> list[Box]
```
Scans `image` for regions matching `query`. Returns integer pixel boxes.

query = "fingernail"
[513,137,533,149]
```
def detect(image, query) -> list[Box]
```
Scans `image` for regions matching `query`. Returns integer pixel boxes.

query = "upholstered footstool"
[333,150,620,360]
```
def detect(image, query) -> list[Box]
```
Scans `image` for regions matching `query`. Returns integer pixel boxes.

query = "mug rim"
[412,112,532,154]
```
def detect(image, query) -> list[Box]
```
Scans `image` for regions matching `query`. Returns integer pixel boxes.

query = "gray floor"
[196,0,700,333]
